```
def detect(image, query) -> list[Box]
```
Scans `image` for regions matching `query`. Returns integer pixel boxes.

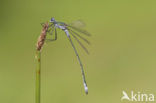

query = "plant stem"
[36,50,41,103]
[35,22,48,103]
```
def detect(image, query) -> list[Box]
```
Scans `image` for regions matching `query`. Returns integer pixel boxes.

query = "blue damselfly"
[46,18,91,94]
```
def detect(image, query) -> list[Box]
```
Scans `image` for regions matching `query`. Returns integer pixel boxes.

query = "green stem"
[36,50,41,103]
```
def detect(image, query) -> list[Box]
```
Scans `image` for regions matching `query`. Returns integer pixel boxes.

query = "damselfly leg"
[46,25,57,41]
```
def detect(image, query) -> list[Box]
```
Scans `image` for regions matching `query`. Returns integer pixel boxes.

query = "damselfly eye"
[50,17,55,22]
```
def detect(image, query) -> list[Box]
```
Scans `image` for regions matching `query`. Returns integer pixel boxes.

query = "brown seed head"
[36,22,49,51]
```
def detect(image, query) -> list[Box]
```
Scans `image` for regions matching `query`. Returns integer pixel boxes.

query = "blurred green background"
[0,0,156,103]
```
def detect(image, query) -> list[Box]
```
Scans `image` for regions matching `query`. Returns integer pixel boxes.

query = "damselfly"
[46,17,91,94]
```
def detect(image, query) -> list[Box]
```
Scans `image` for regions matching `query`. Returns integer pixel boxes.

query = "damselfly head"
[50,17,55,22]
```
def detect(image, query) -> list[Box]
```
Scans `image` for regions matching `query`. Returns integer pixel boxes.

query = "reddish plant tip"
[36,22,49,51]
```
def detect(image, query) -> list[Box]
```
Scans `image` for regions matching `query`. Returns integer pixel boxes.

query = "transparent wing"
[66,20,91,36]
[68,29,90,45]
[68,20,86,28]
[69,30,89,54]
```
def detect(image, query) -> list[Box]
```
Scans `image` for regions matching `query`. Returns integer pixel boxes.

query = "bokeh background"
[0,0,156,103]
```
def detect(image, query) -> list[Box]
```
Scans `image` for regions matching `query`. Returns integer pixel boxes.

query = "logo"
[121,91,154,102]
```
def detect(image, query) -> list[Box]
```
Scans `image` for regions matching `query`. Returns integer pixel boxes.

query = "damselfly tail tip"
[84,82,88,95]
[85,87,88,95]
